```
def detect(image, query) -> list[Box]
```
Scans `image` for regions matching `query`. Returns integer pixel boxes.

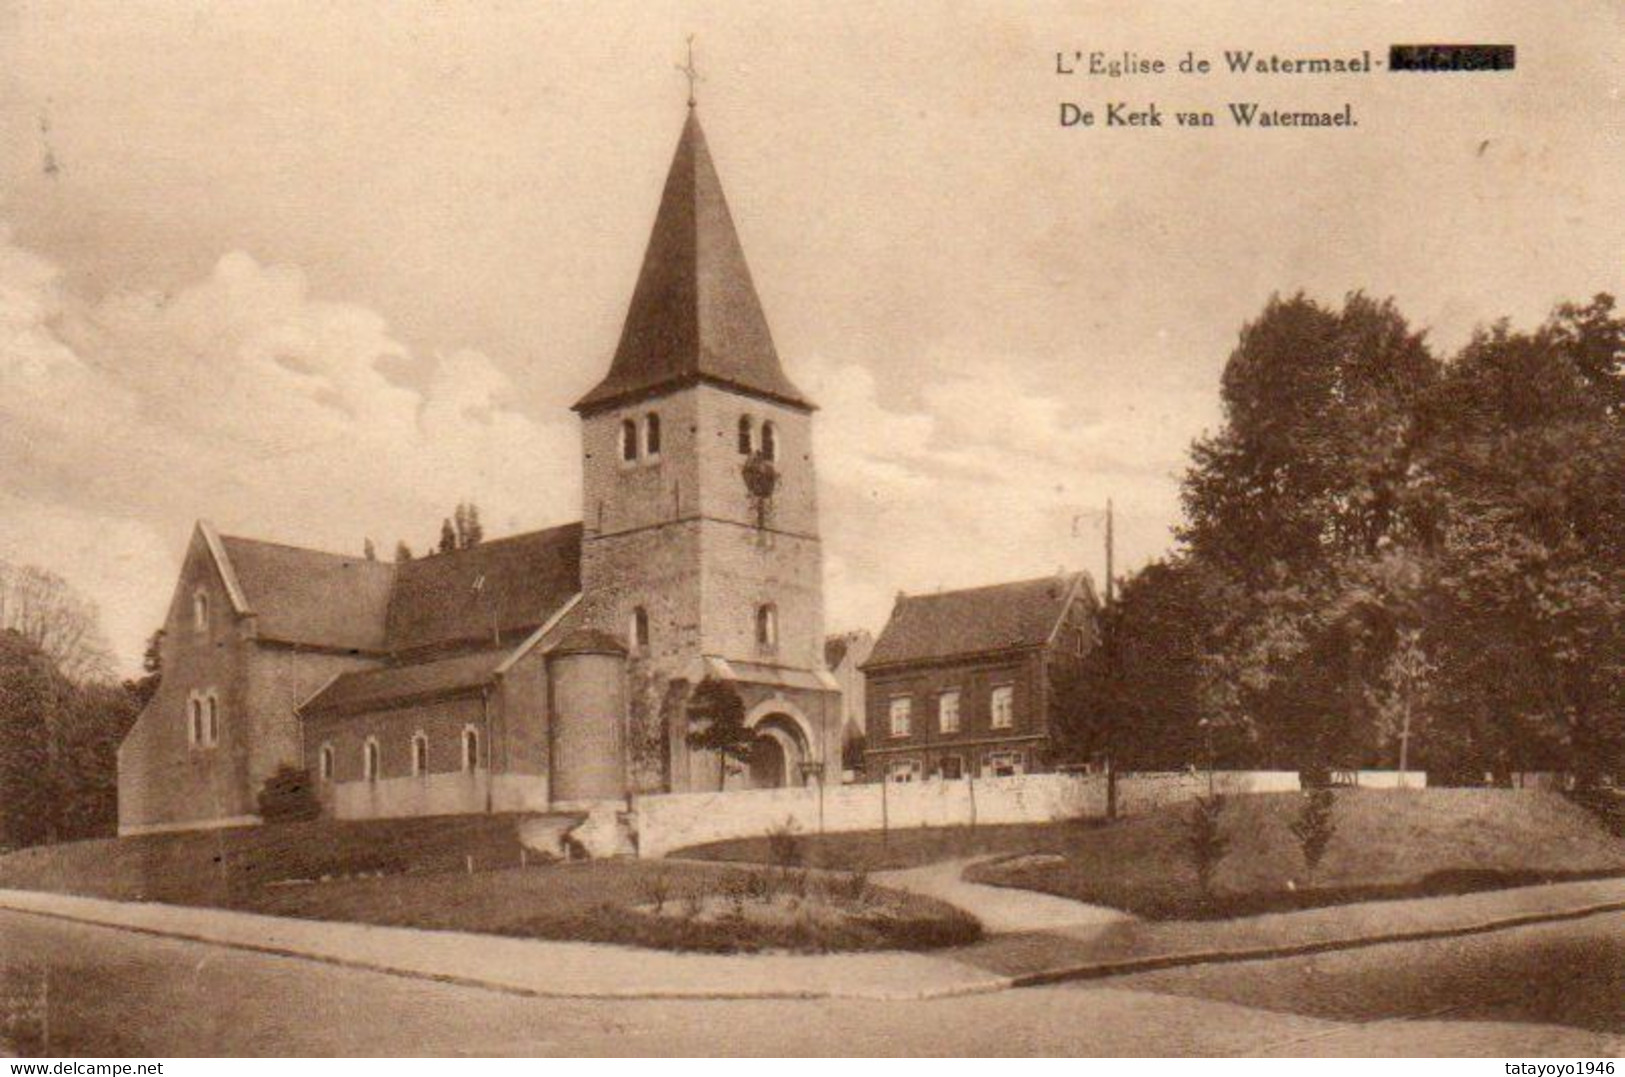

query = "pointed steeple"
[575,111,812,415]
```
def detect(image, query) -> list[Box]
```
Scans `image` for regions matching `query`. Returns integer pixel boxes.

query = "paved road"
[0,909,1618,1056]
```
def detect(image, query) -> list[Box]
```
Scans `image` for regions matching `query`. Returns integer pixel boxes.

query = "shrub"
[256,766,320,824]
[765,818,803,870]
[833,865,870,906]
[744,868,774,904]
[1289,787,1338,883]
[1186,793,1229,899]
[640,869,672,913]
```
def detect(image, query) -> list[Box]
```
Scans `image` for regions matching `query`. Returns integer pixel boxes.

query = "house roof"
[217,534,396,652]
[385,523,582,655]
[864,573,1092,670]
[573,110,812,415]
[301,647,511,715]
[824,630,874,671]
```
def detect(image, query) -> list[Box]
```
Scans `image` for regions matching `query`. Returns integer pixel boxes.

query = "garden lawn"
[967,788,1625,920]
[0,815,978,953]
[677,821,1097,872]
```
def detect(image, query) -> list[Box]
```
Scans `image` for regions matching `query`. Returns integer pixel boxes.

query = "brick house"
[117,105,843,835]
[860,573,1098,782]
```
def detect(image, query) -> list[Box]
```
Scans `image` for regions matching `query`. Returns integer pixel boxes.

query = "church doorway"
[746,714,808,789]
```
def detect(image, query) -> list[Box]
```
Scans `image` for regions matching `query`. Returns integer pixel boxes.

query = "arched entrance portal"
[746,716,808,788]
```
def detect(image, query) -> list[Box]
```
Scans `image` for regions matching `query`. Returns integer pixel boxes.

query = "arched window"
[737,415,753,455]
[755,603,778,649]
[188,696,203,746]
[205,694,219,745]
[644,413,661,457]
[412,731,429,777]
[462,726,480,772]
[363,738,380,782]
[631,606,650,651]
[761,421,778,462]
[193,589,209,633]
[319,743,335,782]
[620,419,639,463]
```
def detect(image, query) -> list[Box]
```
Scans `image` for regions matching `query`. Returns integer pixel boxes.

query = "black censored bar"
[1389,44,1516,72]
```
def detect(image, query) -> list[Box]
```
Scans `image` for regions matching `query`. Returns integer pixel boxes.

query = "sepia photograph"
[0,0,1620,1062]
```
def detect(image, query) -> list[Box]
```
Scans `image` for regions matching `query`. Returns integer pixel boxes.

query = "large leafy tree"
[1178,293,1440,767]
[1413,311,1625,783]
[1054,558,1229,769]
[0,630,62,848]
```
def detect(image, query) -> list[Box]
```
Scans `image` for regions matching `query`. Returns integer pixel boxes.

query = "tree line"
[1059,292,1625,787]
[0,564,147,848]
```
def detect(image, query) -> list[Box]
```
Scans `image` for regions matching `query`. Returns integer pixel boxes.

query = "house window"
[887,760,921,783]
[363,738,381,782]
[644,413,661,458]
[462,726,480,772]
[412,732,429,777]
[985,749,1025,778]
[755,603,778,650]
[737,415,753,455]
[631,606,650,651]
[889,696,912,738]
[760,421,778,462]
[620,419,639,463]
[319,743,334,782]
[938,690,960,734]
[991,685,1015,729]
[205,693,219,746]
[193,589,209,633]
[938,755,964,781]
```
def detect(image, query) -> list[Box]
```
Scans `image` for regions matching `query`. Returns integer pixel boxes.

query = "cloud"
[804,351,1200,637]
[0,225,578,672]
[0,220,1205,674]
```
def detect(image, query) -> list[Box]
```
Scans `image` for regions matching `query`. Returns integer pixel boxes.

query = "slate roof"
[385,523,582,655]
[218,535,396,652]
[574,110,812,415]
[300,647,510,715]
[864,574,1091,670]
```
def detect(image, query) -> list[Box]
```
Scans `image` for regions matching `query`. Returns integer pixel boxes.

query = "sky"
[0,0,1620,674]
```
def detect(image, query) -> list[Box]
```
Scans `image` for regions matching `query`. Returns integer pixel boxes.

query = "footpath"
[2,871,1620,1001]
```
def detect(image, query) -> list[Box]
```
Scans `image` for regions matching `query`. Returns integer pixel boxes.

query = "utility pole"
[1104,498,1115,606]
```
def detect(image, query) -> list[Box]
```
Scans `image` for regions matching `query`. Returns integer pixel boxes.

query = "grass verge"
[966,788,1625,920]
[0,816,979,953]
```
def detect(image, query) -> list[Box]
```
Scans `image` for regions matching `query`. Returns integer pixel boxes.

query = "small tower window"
[188,696,203,746]
[755,603,779,650]
[412,731,429,777]
[631,606,650,651]
[193,589,209,633]
[620,419,639,463]
[761,421,778,462]
[737,415,753,455]
[319,743,335,782]
[644,413,661,458]
[462,726,480,772]
[364,738,381,782]
[206,693,220,745]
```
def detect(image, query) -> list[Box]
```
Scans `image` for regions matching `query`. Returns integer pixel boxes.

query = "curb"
[1008,898,1625,988]
[0,897,1014,1003]
[3,890,1619,1001]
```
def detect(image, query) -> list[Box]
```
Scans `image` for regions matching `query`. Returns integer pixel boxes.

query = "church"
[116,107,844,835]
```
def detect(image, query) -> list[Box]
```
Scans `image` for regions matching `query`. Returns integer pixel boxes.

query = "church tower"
[573,108,840,793]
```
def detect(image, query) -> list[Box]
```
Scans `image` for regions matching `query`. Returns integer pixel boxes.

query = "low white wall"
[634,773,1103,858]
[632,768,1432,858]
[1347,769,1429,789]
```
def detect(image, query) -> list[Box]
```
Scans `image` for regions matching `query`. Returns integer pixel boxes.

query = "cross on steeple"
[676,34,702,109]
